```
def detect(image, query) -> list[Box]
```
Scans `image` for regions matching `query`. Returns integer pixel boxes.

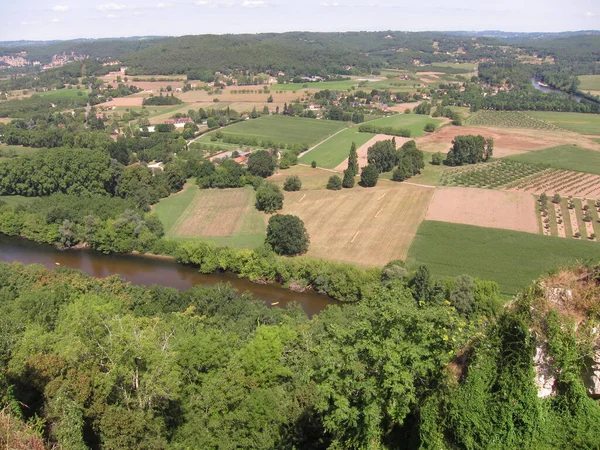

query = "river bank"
[0,234,338,316]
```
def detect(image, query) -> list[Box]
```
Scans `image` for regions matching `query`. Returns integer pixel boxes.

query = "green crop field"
[407,221,600,295]
[273,80,358,91]
[439,159,547,189]
[365,79,418,92]
[299,127,374,168]
[365,114,443,138]
[198,115,347,147]
[527,111,600,135]
[37,88,88,100]
[578,75,600,92]
[508,145,600,175]
[0,145,43,158]
[464,110,557,130]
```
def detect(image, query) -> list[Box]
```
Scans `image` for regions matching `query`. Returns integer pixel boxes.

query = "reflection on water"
[0,234,336,316]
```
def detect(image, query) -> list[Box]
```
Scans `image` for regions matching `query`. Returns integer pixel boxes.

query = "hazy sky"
[1,0,598,41]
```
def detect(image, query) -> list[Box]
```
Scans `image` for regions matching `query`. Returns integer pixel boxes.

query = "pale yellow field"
[280,183,434,266]
[425,187,538,233]
[172,187,265,237]
[268,165,335,191]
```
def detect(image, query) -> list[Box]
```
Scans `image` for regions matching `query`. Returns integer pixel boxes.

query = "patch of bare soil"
[425,187,538,233]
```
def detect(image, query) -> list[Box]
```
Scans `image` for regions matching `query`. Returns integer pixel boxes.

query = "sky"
[1,0,599,41]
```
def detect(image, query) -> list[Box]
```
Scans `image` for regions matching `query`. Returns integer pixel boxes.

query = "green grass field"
[37,89,88,100]
[527,111,600,135]
[365,114,443,138]
[199,115,348,147]
[578,75,600,92]
[273,80,358,92]
[298,127,374,168]
[508,145,600,175]
[464,110,557,130]
[154,182,198,237]
[407,221,600,295]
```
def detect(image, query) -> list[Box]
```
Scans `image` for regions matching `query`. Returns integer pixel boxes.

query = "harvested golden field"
[171,187,266,237]
[425,187,538,233]
[280,183,434,266]
[415,125,600,157]
[97,97,144,108]
[178,88,301,104]
[268,165,334,191]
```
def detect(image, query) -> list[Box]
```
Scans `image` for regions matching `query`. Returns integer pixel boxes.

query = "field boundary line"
[298,126,353,159]
[350,231,360,244]
[298,194,306,203]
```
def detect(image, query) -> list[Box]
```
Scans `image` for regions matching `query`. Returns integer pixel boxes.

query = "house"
[234,154,249,165]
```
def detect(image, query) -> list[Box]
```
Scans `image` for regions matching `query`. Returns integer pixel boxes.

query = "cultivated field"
[280,183,434,266]
[268,165,336,191]
[415,124,600,157]
[298,127,373,168]
[366,114,443,138]
[407,220,600,295]
[425,187,538,233]
[527,111,600,135]
[154,184,267,248]
[578,75,600,93]
[273,80,359,91]
[508,145,600,175]
[463,110,557,130]
[197,115,347,147]
[439,160,548,189]
[508,169,600,198]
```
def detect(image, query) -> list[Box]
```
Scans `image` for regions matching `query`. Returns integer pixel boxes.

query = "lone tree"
[255,182,283,213]
[445,135,489,166]
[283,175,302,192]
[326,175,342,190]
[347,141,359,176]
[342,169,355,188]
[360,164,379,187]
[247,150,276,177]
[431,152,444,165]
[266,214,310,255]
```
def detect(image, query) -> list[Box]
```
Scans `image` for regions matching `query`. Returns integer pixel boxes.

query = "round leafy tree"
[360,164,379,187]
[265,214,310,255]
[326,175,342,190]
[247,150,276,178]
[283,175,302,192]
[255,182,284,213]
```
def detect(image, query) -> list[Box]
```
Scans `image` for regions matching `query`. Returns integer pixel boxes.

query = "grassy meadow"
[527,111,600,135]
[298,127,374,168]
[273,80,358,92]
[365,114,443,138]
[407,221,600,295]
[578,75,600,92]
[198,115,347,147]
[37,88,88,100]
[508,145,600,175]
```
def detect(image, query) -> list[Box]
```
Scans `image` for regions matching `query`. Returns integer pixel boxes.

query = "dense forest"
[1,260,600,449]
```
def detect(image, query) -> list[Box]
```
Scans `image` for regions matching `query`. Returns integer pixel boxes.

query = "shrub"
[311,161,317,168]
[283,175,302,192]
[424,123,436,132]
[326,175,342,190]
[431,152,444,165]
[552,193,561,204]
[342,169,355,188]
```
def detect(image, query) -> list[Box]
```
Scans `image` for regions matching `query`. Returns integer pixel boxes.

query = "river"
[0,234,336,316]
[530,77,583,102]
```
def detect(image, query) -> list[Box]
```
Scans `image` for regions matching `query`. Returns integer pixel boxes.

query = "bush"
[265,214,310,255]
[255,182,283,213]
[552,193,561,204]
[326,175,342,190]
[360,165,379,187]
[424,123,436,132]
[283,175,302,192]
[431,152,444,165]
[311,161,317,168]
[342,169,355,188]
